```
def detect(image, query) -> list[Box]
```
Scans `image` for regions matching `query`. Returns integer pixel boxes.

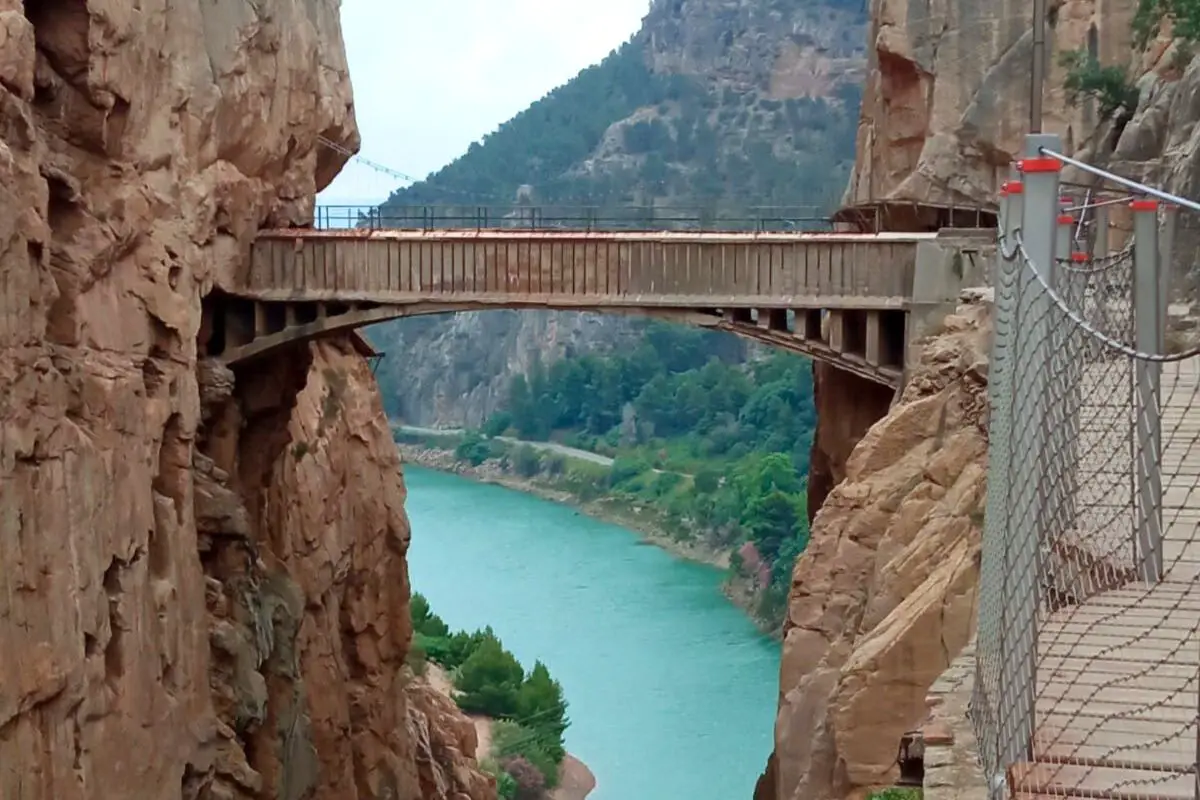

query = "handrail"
[1039,147,1200,213]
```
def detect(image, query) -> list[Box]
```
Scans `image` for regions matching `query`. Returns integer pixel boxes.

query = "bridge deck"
[1013,360,1200,799]
[244,228,936,307]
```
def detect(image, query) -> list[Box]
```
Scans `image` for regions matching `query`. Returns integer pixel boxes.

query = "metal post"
[1004,133,1061,771]
[1094,205,1110,259]
[1054,199,1082,539]
[1160,203,1178,353]
[1031,0,1047,132]
[1132,198,1164,583]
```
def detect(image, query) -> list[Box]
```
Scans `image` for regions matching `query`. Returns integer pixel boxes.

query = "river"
[404,466,781,800]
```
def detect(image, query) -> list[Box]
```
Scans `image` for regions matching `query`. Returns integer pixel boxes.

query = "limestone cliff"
[0,1,488,798]
[844,0,1134,216]
[758,299,990,800]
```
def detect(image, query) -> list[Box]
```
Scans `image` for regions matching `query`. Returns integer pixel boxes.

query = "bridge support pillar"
[759,308,789,333]
[827,310,846,353]
[285,305,298,328]
[253,302,267,337]
[724,308,753,324]
[865,311,882,366]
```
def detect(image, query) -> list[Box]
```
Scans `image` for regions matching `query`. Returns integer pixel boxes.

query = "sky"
[318,0,651,206]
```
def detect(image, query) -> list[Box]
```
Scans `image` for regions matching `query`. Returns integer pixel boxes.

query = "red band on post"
[1071,252,1089,263]
[1018,157,1061,173]
[1130,199,1158,211]
[1057,215,1074,225]
[1007,182,1024,195]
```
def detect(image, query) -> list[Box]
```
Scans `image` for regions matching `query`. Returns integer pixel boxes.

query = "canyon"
[5,0,1198,799]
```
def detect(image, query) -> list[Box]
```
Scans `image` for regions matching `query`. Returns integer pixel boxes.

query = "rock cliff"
[844,0,1134,214]
[0,1,488,798]
[758,299,991,800]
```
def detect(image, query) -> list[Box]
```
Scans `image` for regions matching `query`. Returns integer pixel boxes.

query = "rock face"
[845,0,1135,211]
[375,310,638,427]
[0,1,489,798]
[758,300,991,800]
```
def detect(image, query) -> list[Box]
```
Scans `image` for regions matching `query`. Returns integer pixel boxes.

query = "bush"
[1059,48,1138,120]
[492,721,560,788]
[608,456,648,488]
[512,445,542,477]
[498,755,546,800]
[455,431,493,466]
[482,411,513,437]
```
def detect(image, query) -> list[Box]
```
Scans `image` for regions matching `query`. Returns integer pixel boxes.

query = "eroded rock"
[760,300,992,800]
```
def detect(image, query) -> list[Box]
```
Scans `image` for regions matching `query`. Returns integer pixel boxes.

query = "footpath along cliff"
[0,2,490,798]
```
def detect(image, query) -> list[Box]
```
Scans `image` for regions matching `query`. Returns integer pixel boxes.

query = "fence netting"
[973,146,1200,800]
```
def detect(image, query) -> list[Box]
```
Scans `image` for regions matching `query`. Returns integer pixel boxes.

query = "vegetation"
[1134,0,1200,47]
[1058,48,1139,121]
[410,593,570,794]
[378,35,860,210]
[867,789,922,800]
[443,321,819,630]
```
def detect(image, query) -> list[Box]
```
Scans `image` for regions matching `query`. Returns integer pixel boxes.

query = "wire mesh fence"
[973,133,1200,799]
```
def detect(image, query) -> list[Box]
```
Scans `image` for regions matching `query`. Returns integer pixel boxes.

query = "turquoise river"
[404,466,781,800]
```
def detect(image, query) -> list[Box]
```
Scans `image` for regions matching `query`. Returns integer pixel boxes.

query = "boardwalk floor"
[1014,360,1200,799]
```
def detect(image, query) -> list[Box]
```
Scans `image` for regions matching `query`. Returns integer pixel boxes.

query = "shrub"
[512,445,542,477]
[455,431,493,466]
[492,721,559,788]
[498,755,546,800]
[482,411,513,437]
[608,456,647,488]
[1059,48,1138,120]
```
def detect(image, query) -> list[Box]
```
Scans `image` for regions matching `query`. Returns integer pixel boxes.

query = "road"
[392,424,615,466]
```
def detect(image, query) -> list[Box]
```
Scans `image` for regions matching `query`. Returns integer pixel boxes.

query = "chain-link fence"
[973,132,1200,799]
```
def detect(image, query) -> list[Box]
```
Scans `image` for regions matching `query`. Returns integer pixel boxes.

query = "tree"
[454,635,525,718]
[516,661,570,763]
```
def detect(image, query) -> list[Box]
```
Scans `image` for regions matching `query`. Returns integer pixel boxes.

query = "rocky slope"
[0,1,488,798]
[757,298,991,800]
[370,0,867,427]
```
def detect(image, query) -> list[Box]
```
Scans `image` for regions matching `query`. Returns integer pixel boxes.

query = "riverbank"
[426,663,596,800]
[396,441,733,570]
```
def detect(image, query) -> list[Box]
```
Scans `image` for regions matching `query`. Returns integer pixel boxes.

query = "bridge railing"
[974,132,1200,798]
[313,203,836,233]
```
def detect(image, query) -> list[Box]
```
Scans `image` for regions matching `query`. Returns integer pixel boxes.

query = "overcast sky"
[319,0,650,205]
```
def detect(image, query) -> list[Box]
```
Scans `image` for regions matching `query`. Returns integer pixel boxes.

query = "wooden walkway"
[1014,359,1200,799]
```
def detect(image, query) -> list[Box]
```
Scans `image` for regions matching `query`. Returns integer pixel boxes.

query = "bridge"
[206,206,994,387]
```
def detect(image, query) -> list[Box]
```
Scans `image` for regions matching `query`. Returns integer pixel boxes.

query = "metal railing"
[973,131,1200,799]
[313,203,837,233]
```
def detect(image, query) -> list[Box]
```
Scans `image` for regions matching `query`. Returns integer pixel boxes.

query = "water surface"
[405,466,780,800]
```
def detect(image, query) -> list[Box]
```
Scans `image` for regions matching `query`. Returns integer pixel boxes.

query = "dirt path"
[393,424,615,466]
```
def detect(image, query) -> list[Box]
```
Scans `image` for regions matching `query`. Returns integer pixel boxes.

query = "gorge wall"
[0,1,487,798]
[757,0,1200,797]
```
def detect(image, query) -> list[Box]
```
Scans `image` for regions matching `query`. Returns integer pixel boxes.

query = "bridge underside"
[202,294,907,387]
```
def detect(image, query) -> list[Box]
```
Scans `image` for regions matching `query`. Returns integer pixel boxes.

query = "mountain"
[368,0,868,426]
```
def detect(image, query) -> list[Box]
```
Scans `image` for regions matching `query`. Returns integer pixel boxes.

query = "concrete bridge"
[207,215,994,387]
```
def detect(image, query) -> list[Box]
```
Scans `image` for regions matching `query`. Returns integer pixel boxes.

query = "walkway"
[1014,359,1200,798]
[207,224,990,386]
